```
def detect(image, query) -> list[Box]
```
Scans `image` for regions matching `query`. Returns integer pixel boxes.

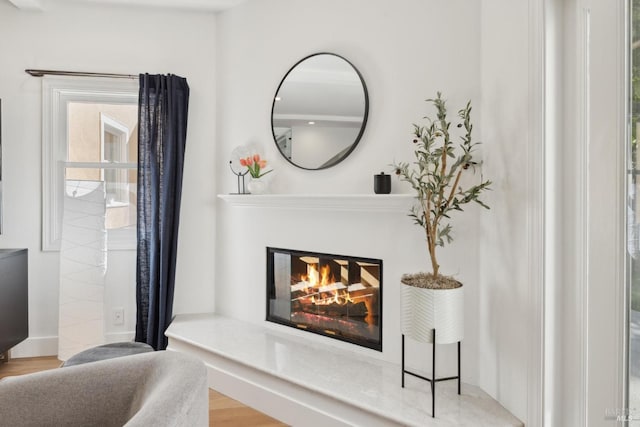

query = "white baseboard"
[9,331,136,359]
[10,336,58,358]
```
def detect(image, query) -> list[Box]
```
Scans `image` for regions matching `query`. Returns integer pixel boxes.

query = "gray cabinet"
[0,249,28,358]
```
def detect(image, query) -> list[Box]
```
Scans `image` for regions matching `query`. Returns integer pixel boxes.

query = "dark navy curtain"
[135,74,189,350]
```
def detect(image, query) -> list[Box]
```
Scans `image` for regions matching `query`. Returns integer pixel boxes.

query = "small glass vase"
[247,177,267,194]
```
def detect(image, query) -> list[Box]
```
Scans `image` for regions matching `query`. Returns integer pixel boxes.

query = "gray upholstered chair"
[61,342,154,367]
[0,350,208,427]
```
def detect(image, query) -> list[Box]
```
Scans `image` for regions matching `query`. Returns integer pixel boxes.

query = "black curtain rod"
[25,69,138,79]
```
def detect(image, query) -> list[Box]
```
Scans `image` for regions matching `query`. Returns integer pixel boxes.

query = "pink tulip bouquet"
[240,154,273,179]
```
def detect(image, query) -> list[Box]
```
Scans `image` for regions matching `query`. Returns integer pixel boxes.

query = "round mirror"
[271,53,369,170]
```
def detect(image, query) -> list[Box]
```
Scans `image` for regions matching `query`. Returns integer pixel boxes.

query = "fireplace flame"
[300,264,354,306]
[302,264,332,288]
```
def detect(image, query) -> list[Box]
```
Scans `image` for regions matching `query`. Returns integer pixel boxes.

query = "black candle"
[374,172,391,194]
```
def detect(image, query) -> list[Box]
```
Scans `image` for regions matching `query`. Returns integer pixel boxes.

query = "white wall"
[216,0,481,195]
[215,0,541,423]
[214,0,486,398]
[0,1,217,355]
[478,1,535,422]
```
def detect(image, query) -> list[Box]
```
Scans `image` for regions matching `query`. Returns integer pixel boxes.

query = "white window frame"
[100,113,130,208]
[42,76,138,251]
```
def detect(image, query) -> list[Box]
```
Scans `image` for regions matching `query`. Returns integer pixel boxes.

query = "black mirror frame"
[270,52,369,171]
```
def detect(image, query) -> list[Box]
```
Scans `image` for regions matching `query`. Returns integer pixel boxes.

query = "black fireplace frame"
[266,247,383,351]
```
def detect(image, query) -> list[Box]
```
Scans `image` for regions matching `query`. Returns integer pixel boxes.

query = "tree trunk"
[426,225,439,276]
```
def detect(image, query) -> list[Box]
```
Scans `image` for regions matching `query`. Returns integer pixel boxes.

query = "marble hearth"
[166,313,522,427]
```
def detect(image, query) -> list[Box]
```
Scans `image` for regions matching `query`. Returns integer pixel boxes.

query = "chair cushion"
[62,342,154,367]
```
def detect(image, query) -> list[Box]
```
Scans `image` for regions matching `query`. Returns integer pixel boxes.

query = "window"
[101,113,131,208]
[43,77,138,251]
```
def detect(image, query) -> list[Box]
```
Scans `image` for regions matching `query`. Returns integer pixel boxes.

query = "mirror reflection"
[271,53,368,170]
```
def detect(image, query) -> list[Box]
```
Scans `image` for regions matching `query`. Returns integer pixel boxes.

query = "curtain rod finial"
[25,69,45,77]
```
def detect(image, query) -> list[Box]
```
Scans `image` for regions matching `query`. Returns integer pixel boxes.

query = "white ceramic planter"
[401,283,464,344]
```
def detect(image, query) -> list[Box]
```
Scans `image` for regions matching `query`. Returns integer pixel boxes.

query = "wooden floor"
[0,356,287,427]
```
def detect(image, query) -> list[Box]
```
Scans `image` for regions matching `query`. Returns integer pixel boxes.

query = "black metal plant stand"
[401,330,461,418]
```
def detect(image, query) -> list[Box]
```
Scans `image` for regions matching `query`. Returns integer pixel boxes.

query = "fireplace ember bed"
[266,247,382,351]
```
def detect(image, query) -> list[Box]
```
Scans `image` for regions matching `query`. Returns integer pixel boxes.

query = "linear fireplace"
[266,247,382,351]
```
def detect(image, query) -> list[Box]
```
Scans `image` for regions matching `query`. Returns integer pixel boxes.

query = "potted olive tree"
[394,92,491,344]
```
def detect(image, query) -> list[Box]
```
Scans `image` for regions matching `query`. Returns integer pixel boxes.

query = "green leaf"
[395,92,490,268]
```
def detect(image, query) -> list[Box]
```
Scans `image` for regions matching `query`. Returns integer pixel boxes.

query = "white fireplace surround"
[162,193,525,424]
[214,191,476,367]
[167,313,522,426]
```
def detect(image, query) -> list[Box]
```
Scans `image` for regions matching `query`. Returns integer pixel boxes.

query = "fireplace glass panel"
[267,247,382,351]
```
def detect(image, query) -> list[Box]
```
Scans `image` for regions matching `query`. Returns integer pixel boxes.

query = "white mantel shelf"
[217,193,414,212]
